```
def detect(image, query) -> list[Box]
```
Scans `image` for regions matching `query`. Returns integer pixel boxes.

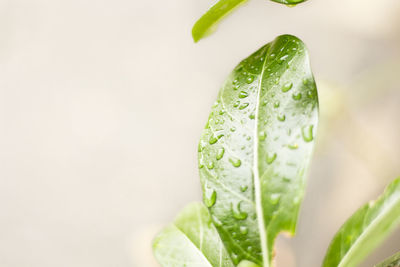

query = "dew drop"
[231,253,239,265]
[230,127,236,132]
[198,158,204,169]
[207,161,214,169]
[229,157,242,167]
[209,136,218,144]
[204,188,217,207]
[240,185,248,192]
[239,91,249,98]
[239,226,248,235]
[233,101,240,108]
[269,193,281,205]
[282,82,293,92]
[232,201,248,220]
[246,76,254,84]
[288,143,299,150]
[292,92,302,100]
[211,215,223,227]
[258,131,266,141]
[277,114,286,121]
[273,101,280,108]
[239,103,249,110]
[266,153,277,164]
[279,55,289,62]
[216,147,225,160]
[302,125,314,142]
[198,142,204,152]
[249,113,255,120]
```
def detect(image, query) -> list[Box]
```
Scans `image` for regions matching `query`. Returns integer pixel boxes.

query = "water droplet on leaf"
[209,136,218,144]
[204,188,217,207]
[232,201,248,220]
[266,153,277,164]
[207,161,214,169]
[216,148,225,160]
[302,125,314,142]
[259,131,266,141]
[269,193,281,205]
[292,92,302,100]
[240,226,248,235]
[288,143,299,150]
[239,103,249,110]
[246,76,254,84]
[282,82,293,92]
[229,157,241,167]
[239,91,249,98]
[277,114,286,121]
[211,215,223,227]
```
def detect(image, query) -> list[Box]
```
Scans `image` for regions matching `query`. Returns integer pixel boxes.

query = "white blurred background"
[0,0,400,266]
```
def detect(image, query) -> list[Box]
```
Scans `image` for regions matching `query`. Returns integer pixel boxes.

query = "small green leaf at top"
[323,177,400,267]
[198,34,318,266]
[375,251,400,267]
[192,0,308,42]
[192,0,248,43]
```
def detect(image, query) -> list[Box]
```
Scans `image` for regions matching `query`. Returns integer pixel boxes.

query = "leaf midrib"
[253,44,271,267]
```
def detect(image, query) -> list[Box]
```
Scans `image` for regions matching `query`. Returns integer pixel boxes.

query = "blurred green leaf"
[198,34,318,266]
[375,251,400,267]
[153,202,235,267]
[323,177,400,267]
[192,0,308,42]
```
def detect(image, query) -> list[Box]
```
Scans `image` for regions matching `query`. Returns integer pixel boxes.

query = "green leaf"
[192,0,248,43]
[153,202,236,267]
[375,251,400,267]
[192,0,308,42]
[198,34,318,266]
[323,177,400,267]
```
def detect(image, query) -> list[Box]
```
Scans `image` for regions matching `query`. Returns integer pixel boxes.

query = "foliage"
[192,0,307,42]
[153,1,400,267]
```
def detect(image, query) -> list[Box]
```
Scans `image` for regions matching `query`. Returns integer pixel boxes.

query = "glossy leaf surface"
[153,202,235,267]
[375,251,400,267]
[192,0,307,42]
[323,177,400,267]
[198,34,318,266]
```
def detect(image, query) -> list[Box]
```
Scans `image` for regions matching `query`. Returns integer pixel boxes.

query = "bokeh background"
[0,0,400,266]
